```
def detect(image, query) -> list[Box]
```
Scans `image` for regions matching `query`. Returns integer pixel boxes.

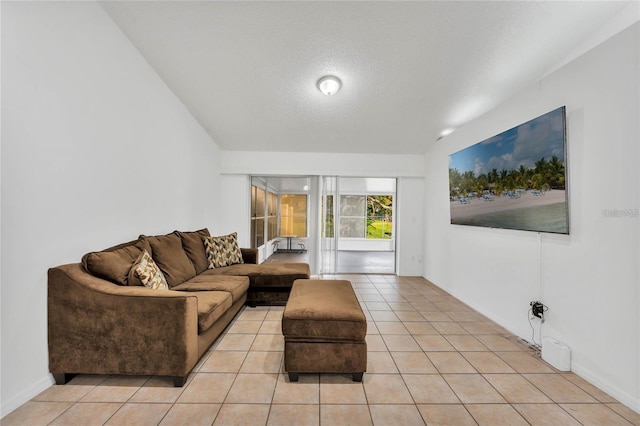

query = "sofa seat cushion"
[141,233,196,287]
[201,263,310,287]
[282,280,366,342]
[172,275,249,304]
[191,291,232,333]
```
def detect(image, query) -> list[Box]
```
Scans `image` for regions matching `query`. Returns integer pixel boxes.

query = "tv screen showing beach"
[449,106,569,234]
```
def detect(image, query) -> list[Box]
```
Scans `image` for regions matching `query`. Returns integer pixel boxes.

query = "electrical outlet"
[530,301,545,318]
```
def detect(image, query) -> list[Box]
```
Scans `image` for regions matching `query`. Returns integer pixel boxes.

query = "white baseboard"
[427,281,640,414]
[1,374,55,419]
[571,362,640,413]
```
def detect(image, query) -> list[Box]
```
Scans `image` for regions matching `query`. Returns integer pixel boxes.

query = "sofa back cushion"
[176,229,210,274]
[141,233,196,287]
[82,244,143,286]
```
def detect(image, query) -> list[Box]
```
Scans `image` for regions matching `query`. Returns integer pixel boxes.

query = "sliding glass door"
[250,175,395,274]
[319,176,338,275]
[336,177,396,274]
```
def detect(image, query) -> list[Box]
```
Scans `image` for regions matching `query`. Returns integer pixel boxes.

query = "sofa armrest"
[48,264,199,379]
[241,248,258,264]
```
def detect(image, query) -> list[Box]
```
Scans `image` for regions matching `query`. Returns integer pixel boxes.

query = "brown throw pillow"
[203,237,221,268]
[140,233,197,287]
[82,244,143,286]
[175,229,210,274]
[133,250,168,290]
[204,232,244,268]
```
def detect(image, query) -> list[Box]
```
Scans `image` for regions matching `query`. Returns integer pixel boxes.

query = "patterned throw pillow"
[204,232,244,268]
[134,250,169,290]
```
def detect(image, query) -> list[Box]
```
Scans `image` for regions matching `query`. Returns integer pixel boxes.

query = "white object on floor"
[542,337,571,371]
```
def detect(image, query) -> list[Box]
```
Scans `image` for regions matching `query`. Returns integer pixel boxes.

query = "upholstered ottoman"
[282,279,367,382]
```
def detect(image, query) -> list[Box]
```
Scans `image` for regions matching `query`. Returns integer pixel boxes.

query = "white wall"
[397,177,425,276]
[338,239,395,252]
[216,174,251,248]
[424,22,639,410]
[1,2,221,416]
[220,151,425,177]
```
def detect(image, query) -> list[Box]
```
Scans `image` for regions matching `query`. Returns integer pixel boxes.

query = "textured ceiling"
[101,1,629,154]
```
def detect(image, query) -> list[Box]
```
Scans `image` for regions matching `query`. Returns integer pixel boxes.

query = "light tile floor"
[4,275,640,425]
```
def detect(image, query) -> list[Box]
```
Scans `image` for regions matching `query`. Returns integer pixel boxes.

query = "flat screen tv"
[449,106,569,234]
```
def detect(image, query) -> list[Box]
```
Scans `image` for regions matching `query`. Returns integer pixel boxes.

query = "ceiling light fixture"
[435,128,456,142]
[317,75,342,95]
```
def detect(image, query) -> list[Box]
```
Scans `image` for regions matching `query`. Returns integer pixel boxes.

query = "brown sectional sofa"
[48,228,309,386]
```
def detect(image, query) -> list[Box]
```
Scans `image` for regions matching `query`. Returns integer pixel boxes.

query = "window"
[339,195,393,239]
[367,195,393,239]
[251,186,266,247]
[339,195,366,238]
[280,194,307,237]
[323,195,334,238]
[267,191,278,241]
[251,186,257,247]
